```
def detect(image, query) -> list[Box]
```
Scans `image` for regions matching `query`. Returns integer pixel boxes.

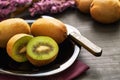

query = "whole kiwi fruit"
[26,36,59,67]
[31,17,67,44]
[0,18,31,48]
[75,0,93,13]
[90,0,120,24]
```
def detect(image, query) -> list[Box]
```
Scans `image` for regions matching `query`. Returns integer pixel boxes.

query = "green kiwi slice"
[26,36,59,67]
[7,34,33,62]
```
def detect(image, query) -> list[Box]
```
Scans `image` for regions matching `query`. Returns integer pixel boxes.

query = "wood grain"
[16,8,120,80]
[53,9,120,80]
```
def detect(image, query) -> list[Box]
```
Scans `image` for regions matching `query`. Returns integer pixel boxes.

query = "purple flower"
[29,0,75,16]
[0,0,32,19]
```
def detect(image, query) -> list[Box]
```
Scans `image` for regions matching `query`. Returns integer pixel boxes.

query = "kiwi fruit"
[7,33,33,62]
[26,36,59,67]
[90,0,120,24]
[31,17,67,44]
[0,18,31,48]
[75,0,93,13]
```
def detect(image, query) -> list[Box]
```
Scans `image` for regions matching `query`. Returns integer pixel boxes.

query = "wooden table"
[52,9,120,80]
[13,7,120,80]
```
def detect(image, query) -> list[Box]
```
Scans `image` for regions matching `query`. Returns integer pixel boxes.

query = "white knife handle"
[69,32,102,57]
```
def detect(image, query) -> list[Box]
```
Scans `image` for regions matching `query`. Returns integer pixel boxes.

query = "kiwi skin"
[27,53,57,67]
[26,36,59,67]
[7,33,33,62]
[75,0,93,13]
[31,17,67,44]
[90,0,120,24]
[0,18,31,48]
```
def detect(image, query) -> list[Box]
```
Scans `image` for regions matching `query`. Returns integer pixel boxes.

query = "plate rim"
[0,24,81,77]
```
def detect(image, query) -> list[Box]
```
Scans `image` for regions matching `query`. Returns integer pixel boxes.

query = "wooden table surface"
[14,7,120,80]
[52,9,120,80]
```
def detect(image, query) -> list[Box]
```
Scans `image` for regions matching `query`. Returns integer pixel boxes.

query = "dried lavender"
[29,0,75,16]
[0,0,32,19]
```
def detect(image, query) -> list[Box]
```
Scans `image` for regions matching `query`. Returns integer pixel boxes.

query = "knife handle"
[69,32,102,57]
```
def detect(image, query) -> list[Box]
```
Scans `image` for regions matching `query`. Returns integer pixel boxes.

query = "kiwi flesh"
[26,36,59,67]
[7,33,33,62]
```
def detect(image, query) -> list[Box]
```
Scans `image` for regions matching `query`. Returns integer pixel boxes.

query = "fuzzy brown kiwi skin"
[75,0,93,13]
[26,53,58,67]
[0,18,31,48]
[90,0,120,24]
[31,17,67,44]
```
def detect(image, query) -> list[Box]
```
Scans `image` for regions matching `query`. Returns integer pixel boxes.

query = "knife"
[66,24,102,57]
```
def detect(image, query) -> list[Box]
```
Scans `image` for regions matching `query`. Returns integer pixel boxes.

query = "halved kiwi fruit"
[7,33,33,62]
[26,36,59,67]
